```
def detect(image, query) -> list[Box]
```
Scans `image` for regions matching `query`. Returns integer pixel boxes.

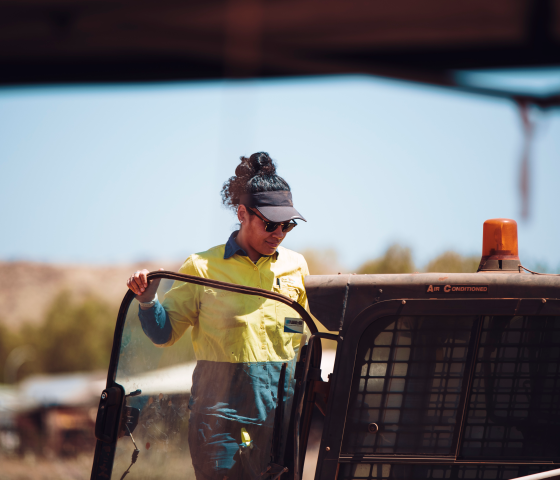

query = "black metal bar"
[337,455,558,465]
[272,362,288,465]
[454,315,485,458]
[339,279,352,331]
[105,270,319,386]
[294,332,341,480]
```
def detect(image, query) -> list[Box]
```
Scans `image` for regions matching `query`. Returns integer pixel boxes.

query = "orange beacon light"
[478,218,521,272]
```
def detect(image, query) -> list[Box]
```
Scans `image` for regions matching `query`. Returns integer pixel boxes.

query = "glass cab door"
[90,271,317,480]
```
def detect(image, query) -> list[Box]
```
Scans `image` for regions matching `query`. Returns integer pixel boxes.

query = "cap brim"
[256,206,307,223]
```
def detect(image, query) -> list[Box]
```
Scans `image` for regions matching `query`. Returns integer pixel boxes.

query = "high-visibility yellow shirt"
[161,242,310,364]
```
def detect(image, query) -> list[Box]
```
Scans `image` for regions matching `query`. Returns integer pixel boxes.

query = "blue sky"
[1,75,559,271]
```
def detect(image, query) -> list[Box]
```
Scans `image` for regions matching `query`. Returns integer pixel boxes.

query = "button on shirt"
[138,231,310,425]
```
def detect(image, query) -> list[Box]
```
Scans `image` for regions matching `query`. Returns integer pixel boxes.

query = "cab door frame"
[90,270,320,480]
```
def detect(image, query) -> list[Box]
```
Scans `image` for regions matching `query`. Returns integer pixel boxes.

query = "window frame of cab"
[314,298,560,480]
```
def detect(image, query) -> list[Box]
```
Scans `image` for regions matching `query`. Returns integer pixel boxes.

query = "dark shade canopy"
[1,0,559,106]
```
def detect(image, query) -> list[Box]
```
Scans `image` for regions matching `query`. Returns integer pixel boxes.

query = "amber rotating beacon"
[477,218,521,272]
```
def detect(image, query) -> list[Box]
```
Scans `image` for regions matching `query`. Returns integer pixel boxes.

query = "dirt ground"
[0,454,93,480]
[0,451,319,480]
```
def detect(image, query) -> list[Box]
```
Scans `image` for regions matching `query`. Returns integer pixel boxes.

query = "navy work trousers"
[188,412,273,480]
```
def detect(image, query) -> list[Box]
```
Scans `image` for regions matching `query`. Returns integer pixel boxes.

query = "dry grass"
[0,444,320,480]
[0,453,93,480]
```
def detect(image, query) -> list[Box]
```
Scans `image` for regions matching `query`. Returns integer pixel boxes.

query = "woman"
[127,152,310,479]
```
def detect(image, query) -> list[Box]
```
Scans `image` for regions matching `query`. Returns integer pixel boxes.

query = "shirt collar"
[224,231,248,259]
[223,231,280,260]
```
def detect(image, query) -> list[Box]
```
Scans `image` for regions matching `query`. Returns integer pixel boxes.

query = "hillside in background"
[0,260,181,328]
[0,246,485,328]
[0,247,487,382]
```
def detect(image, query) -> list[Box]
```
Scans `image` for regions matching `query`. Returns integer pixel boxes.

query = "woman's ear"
[237,205,248,225]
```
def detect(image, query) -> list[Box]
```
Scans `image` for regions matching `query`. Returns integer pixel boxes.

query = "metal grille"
[461,315,560,459]
[338,463,558,480]
[342,316,476,455]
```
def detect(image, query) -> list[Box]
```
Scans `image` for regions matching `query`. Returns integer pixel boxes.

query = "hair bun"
[222,152,289,211]
[235,152,276,179]
[234,159,254,179]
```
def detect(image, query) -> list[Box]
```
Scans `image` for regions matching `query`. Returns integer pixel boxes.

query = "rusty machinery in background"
[0,0,558,104]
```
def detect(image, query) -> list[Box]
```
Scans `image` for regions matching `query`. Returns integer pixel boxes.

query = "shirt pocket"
[201,287,253,331]
[274,274,303,301]
[277,285,301,302]
[274,286,304,329]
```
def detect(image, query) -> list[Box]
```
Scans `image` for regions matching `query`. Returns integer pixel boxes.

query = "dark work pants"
[188,412,273,480]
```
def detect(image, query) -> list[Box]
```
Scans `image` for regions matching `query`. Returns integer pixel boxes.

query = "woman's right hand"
[127,268,163,303]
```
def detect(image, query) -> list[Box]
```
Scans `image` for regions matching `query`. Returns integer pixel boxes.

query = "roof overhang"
[1,0,560,106]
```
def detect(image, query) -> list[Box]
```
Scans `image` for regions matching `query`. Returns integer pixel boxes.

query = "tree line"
[302,243,480,275]
[0,291,114,383]
[0,243,551,383]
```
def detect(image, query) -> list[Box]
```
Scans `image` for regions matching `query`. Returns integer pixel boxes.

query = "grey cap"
[240,191,307,223]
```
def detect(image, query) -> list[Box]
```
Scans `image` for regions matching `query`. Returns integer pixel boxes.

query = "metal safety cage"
[90,270,322,480]
[314,297,560,480]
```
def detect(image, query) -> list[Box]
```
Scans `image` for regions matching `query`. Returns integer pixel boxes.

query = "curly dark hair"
[221,152,290,211]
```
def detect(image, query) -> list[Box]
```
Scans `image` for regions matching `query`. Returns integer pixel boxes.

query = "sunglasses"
[248,209,298,233]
